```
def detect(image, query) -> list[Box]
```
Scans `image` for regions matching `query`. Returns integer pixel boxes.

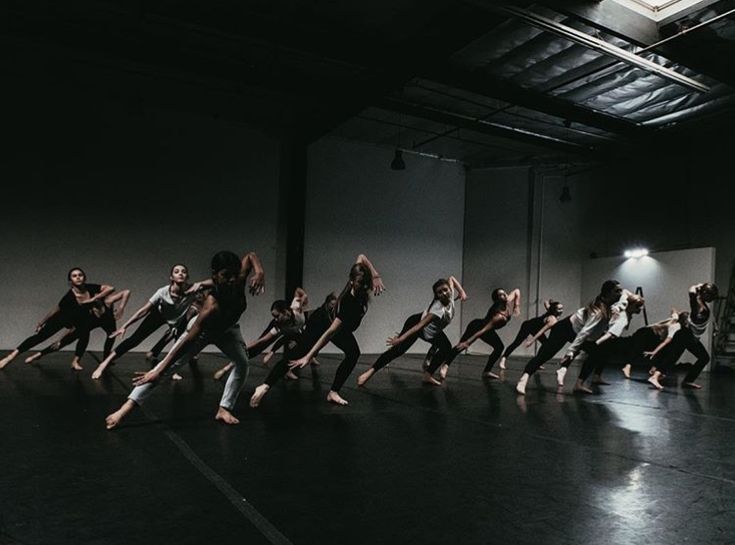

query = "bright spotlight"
[624,248,649,259]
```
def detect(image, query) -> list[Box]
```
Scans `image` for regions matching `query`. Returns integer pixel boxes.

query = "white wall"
[303,138,466,354]
[581,247,716,356]
[0,86,283,353]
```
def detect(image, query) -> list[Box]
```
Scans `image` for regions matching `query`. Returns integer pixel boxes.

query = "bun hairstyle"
[699,283,719,302]
[547,300,563,317]
[627,294,645,312]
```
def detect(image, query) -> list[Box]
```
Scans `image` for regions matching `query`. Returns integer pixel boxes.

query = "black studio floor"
[1,351,734,545]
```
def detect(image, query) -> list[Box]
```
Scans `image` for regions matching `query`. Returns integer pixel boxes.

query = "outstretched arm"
[525,316,557,346]
[84,284,115,305]
[37,305,62,331]
[356,254,385,295]
[106,289,131,320]
[185,278,214,294]
[133,298,216,385]
[456,314,506,351]
[448,276,468,301]
[110,301,153,338]
[290,318,343,368]
[387,314,435,346]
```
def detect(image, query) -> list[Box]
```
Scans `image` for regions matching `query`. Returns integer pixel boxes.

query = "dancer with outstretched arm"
[498,299,563,370]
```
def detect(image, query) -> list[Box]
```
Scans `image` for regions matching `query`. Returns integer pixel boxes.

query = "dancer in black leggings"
[0,268,116,370]
[356,276,467,387]
[573,293,644,393]
[91,264,209,379]
[515,280,622,395]
[425,287,521,382]
[619,310,687,380]
[250,254,384,407]
[648,282,718,390]
[498,299,563,370]
[212,288,310,381]
[25,287,131,368]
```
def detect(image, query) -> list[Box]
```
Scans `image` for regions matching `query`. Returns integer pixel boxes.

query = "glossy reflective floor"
[1,351,733,545]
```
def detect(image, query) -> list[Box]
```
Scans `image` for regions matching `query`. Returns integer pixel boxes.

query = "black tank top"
[210,284,248,329]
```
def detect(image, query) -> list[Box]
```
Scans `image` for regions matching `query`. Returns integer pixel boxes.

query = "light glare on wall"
[624,248,649,259]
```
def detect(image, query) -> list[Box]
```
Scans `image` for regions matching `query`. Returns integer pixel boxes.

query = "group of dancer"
[0,248,718,430]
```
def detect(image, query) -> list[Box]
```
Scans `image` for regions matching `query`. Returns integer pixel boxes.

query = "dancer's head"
[169,264,189,285]
[210,251,241,286]
[699,283,718,302]
[600,280,622,305]
[67,267,86,287]
[323,292,338,313]
[270,300,293,326]
[627,294,645,314]
[349,263,373,296]
[548,300,564,317]
[491,288,508,304]
[678,311,690,325]
[432,279,452,305]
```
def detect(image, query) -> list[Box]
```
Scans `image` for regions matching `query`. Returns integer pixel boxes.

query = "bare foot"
[422,372,441,386]
[285,370,299,380]
[499,357,507,370]
[215,406,240,425]
[0,350,19,369]
[91,366,104,380]
[71,357,83,371]
[647,375,663,390]
[483,371,500,379]
[516,373,529,395]
[213,365,231,381]
[172,373,183,381]
[357,368,374,387]
[556,367,567,387]
[439,364,449,381]
[326,390,349,405]
[249,384,270,408]
[682,381,702,389]
[25,352,43,365]
[622,364,631,379]
[574,382,593,394]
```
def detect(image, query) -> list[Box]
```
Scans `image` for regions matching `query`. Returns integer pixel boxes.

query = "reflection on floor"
[1,352,733,545]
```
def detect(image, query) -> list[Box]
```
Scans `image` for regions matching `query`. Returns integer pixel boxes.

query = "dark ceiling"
[4,0,735,167]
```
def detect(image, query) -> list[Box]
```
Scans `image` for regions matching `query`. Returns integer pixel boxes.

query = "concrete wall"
[303,138,466,354]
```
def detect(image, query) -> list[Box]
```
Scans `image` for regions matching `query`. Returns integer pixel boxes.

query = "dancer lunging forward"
[619,310,686,381]
[104,250,265,429]
[356,276,467,387]
[648,282,718,390]
[91,264,209,379]
[250,254,384,407]
[425,287,521,382]
[0,268,116,370]
[515,280,622,395]
[498,299,563,370]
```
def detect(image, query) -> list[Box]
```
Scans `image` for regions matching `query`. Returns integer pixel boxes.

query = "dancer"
[104,250,265,429]
[498,299,564,370]
[90,264,209,379]
[0,268,118,370]
[515,280,622,395]
[572,293,644,393]
[648,282,718,390]
[619,310,687,380]
[250,254,384,407]
[425,287,521,383]
[356,276,467,387]
[212,288,309,381]
[24,286,131,369]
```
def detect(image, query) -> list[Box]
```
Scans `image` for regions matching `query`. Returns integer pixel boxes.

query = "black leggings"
[113,312,167,359]
[263,330,361,393]
[427,318,504,375]
[16,314,69,353]
[502,319,546,359]
[40,313,117,359]
[522,317,576,376]
[371,313,452,372]
[658,328,710,382]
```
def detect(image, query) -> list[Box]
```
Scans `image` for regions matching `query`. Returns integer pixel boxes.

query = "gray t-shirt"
[268,297,306,337]
[149,285,196,326]
[420,287,456,340]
